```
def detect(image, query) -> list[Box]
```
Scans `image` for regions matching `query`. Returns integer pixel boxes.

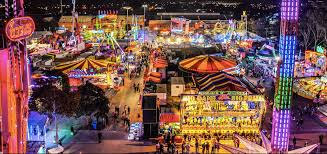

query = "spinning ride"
[179,55,237,74]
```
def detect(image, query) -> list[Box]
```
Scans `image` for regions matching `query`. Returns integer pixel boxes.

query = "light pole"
[122,6,132,46]
[142,5,148,43]
[122,6,132,33]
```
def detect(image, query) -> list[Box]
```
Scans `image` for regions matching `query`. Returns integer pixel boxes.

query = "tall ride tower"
[271,0,299,152]
[2,0,31,153]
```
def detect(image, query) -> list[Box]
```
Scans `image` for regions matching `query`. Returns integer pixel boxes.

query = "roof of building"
[171,77,185,85]
[194,71,248,92]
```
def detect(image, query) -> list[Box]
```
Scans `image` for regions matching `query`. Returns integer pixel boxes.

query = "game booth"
[295,50,326,77]
[157,113,183,144]
[293,74,327,102]
[180,72,266,142]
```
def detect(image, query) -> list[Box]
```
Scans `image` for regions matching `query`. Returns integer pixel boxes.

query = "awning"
[154,58,168,68]
[54,57,115,73]
[160,113,180,123]
[194,72,247,91]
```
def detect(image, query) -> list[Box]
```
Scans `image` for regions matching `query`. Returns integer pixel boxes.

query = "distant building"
[58,15,145,31]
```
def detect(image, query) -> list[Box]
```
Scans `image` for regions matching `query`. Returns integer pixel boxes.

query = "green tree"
[77,81,109,117]
[29,84,79,116]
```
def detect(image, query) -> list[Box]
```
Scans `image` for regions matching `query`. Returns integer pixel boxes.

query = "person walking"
[97,131,102,143]
[127,106,130,115]
[171,142,176,154]
[156,142,160,154]
[159,142,164,154]
[211,144,215,154]
[293,136,297,149]
[182,141,185,154]
[205,142,210,154]
[195,139,199,154]
[186,143,190,154]
[167,141,171,153]
[320,134,324,145]
[133,83,136,92]
[202,142,206,154]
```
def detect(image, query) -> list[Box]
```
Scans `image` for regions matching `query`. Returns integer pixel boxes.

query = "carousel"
[53,57,120,89]
[179,55,238,74]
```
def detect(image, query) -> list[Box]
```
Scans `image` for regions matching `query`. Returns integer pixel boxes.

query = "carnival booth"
[152,57,168,79]
[171,77,185,97]
[128,122,143,141]
[158,113,183,144]
[159,113,181,135]
[54,57,117,89]
[181,72,265,140]
[179,55,238,74]
[257,44,277,62]
[295,50,326,77]
[28,112,48,142]
[293,75,327,102]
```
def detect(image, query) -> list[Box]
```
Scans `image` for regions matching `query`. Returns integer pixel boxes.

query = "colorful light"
[271,0,299,152]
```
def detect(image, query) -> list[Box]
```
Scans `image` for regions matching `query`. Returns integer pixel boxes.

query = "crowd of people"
[155,131,264,154]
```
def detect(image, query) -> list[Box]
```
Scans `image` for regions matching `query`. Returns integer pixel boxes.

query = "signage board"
[198,91,248,96]
[160,113,180,123]
[5,16,35,41]
[182,94,265,102]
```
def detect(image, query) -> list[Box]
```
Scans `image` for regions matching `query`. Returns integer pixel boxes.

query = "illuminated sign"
[198,91,248,95]
[182,94,265,102]
[317,45,325,54]
[160,113,180,123]
[5,16,35,41]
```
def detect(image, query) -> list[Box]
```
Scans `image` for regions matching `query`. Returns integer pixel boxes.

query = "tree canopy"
[29,80,109,118]
[29,84,79,116]
[77,81,109,117]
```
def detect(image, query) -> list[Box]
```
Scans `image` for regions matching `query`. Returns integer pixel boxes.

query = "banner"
[182,94,265,102]
[160,113,180,123]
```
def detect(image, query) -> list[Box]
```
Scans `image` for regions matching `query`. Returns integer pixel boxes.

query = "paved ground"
[63,55,327,153]
[64,130,155,153]
[246,75,327,152]
[109,72,144,123]
[64,66,150,153]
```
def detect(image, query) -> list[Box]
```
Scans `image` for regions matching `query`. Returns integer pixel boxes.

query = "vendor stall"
[181,93,265,135]
[128,122,143,141]
[299,50,326,77]
[293,75,327,102]
[180,72,265,140]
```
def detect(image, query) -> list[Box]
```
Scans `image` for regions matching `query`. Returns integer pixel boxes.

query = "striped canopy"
[194,72,247,91]
[179,55,237,73]
[154,57,168,68]
[54,58,114,73]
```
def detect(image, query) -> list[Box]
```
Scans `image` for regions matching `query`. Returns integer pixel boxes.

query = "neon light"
[272,0,299,152]
[5,16,35,41]
[317,45,325,54]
